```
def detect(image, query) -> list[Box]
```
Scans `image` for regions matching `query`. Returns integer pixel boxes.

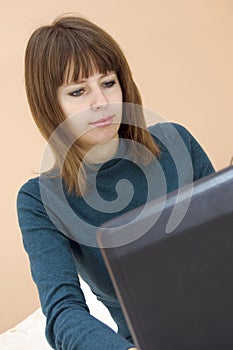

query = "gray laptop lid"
[97,166,233,350]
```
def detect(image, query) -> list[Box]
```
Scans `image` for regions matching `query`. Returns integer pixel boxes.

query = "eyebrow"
[64,72,116,87]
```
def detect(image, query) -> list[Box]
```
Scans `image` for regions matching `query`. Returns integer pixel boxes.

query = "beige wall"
[1,0,233,333]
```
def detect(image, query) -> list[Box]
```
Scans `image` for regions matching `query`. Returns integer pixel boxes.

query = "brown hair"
[25,14,160,195]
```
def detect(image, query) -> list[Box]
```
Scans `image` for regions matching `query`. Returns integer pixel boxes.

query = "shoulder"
[16,176,44,212]
[16,176,44,227]
[148,122,194,154]
[17,176,41,204]
[148,122,215,180]
[148,122,188,133]
[17,171,62,208]
[17,176,40,195]
[148,122,192,143]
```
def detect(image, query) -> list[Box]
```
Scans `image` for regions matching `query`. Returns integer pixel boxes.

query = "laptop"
[97,166,233,350]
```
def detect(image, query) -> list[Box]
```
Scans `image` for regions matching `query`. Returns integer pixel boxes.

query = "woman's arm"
[17,179,135,350]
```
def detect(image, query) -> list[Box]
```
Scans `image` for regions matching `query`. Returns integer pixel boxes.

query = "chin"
[86,124,120,144]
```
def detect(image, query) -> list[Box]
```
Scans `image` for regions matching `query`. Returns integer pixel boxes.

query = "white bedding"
[0,278,117,349]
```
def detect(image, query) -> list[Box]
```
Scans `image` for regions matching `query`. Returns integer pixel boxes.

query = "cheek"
[108,85,123,103]
[67,108,92,136]
[113,103,123,123]
[108,90,123,117]
[58,93,88,119]
[115,87,123,102]
[63,103,87,119]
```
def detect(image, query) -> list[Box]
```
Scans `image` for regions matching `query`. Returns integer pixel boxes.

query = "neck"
[81,137,120,165]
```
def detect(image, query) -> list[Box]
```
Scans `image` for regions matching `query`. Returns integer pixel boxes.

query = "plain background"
[1,0,233,333]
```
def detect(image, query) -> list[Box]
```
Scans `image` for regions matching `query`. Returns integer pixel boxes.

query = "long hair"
[24,14,160,195]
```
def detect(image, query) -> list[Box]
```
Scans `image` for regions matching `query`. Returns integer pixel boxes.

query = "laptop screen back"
[97,166,233,350]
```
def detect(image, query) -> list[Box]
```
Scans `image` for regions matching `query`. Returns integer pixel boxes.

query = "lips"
[90,115,114,127]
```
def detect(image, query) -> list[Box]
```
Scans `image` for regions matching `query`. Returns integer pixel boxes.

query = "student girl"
[17,14,214,350]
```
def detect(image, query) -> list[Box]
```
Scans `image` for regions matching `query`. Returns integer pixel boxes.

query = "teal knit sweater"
[17,123,214,349]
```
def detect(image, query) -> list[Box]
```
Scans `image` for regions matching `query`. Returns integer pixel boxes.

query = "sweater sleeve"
[16,179,135,350]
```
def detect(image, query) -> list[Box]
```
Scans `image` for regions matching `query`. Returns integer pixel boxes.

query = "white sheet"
[0,278,117,349]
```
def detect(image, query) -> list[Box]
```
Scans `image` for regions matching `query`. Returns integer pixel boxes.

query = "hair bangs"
[61,33,120,85]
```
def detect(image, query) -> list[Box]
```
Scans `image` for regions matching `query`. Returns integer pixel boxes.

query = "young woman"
[17,15,215,350]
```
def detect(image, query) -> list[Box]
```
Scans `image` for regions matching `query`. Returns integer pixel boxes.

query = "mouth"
[90,115,114,127]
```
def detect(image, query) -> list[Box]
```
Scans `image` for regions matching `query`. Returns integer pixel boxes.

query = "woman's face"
[57,71,123,152]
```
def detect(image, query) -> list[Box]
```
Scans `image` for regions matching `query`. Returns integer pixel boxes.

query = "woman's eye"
[103,80,116,88]
[68,89,84,97]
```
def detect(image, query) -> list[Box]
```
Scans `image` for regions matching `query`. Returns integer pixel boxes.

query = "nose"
[90,87,109,112]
